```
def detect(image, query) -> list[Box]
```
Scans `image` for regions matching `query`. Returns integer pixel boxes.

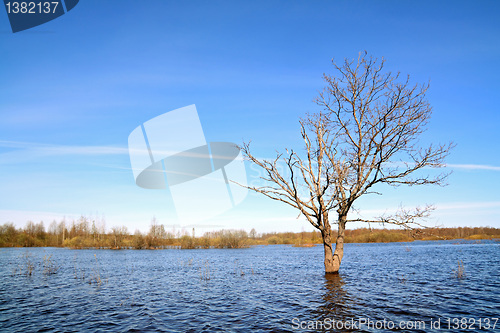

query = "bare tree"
[48,220,58,246]
[111,226,128,249]
[58,219,67,244]
[147,217,160,248]
[240,52,453,273]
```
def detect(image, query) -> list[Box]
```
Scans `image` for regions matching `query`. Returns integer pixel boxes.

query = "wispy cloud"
[446,163,500,171]
[435,201,500,210]
[0,140,129,164]
[0,140,245,167]
[344,201,500,219]
[0,140,128,154]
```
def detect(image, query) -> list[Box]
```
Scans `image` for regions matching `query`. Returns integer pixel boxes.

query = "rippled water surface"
[1,240,499,332]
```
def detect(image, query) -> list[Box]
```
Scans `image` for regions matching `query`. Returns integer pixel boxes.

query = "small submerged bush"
[213,230,248,248]
[63,236,95,249]
[180,235,197,249]
[178,230,249,249]
[266,236,280,245]
[292,243,316,247]
[347,231,411,243]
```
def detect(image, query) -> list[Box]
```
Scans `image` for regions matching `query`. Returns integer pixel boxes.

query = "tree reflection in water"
[309,274,364,332]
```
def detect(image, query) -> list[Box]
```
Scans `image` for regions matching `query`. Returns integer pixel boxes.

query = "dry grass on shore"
[1,220,499,250]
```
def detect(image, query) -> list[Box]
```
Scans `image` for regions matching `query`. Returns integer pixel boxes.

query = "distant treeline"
[0,217,499,249]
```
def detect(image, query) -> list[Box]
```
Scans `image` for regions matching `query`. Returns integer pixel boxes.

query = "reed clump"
[14,251,36,276]
[398,274,408,284]
[72,253,107,286]
[454,260,466,279]
[42,254,59,275]
[12,251,60,277]
[88,254,107,285]
[199,260,210,281]
[233,259,246,277]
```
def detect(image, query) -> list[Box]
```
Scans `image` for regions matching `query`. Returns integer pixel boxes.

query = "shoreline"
[1,234,498,250]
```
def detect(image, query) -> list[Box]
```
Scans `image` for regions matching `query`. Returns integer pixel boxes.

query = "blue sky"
[1,0,499,233]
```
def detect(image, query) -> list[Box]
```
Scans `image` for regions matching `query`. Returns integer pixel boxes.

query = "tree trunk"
[322,213,346,274]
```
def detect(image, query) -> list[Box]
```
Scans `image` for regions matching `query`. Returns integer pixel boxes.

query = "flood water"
[1,240,499,332]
